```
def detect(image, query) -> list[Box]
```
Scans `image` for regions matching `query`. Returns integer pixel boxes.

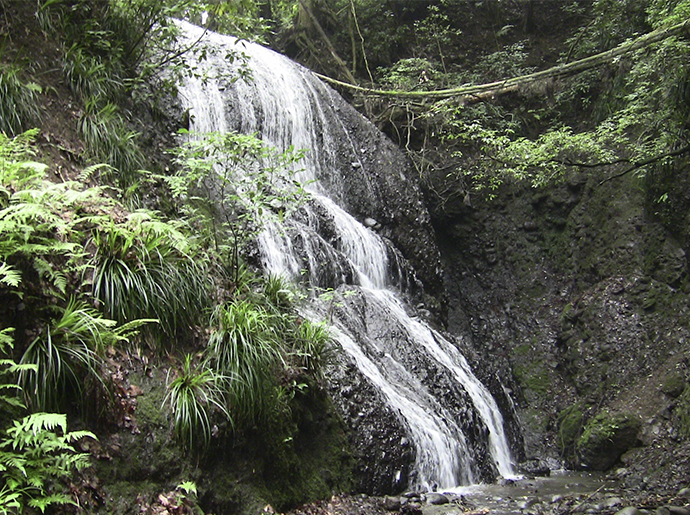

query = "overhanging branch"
[599,144,690,185]
[314,18,690,100]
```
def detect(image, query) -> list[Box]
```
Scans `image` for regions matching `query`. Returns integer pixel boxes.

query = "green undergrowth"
[0,125,341,511]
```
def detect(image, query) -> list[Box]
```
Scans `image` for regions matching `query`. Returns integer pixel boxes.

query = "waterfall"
[174,21,515,490]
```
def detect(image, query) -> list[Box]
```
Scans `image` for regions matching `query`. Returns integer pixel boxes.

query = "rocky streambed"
[288,472,690,515]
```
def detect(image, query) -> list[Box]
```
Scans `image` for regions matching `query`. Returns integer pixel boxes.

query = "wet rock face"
[426,167,690,484]
[325,356,415,495]
[323,286,502,494]
[300,82,445,302]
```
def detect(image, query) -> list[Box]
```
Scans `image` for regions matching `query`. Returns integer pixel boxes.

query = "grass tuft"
[0,64,42,136]
[163,354,231,451]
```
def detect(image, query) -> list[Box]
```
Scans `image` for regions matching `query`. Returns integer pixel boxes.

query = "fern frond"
[3,362,37,374]
[28,493,76,513]
[32,257,68,295]
[62,430,97,443]
[12,412,67,438]
[0,261,21,288]
[78,163,114,181]
[0,394,25,410]
[0,327,14,352]
[0,453,27,476]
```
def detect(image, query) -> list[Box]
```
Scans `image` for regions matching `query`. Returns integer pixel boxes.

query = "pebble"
[605,497,623,508]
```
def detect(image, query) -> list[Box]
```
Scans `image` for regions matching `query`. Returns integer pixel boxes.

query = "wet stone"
[605,497,624,508]
[615,508,642,515]
[425,493,449,505]
[383,496,401,511]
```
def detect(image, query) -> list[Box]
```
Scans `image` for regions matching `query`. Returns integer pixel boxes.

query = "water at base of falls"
[173,19,515,491]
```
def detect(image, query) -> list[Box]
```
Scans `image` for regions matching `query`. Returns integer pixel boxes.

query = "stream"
[438,472,621,515]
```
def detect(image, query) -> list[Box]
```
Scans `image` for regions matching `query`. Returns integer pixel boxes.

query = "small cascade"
[174,20,515,490]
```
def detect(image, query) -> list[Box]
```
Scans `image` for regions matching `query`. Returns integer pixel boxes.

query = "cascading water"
[174,21,515,491]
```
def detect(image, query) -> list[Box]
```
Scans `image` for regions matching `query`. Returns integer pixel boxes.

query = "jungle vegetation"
[0,0,689,510]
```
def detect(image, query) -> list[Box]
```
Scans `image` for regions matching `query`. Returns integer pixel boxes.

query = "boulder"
[577,411,642,470]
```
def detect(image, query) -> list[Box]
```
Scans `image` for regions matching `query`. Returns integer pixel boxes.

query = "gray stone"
[615,508,642,515]
[383,496,401,511]
[667,507,690,515]
[425,493,449,505]
[656,508,670,515]
[678,488,690,498]
[605,497,623,508]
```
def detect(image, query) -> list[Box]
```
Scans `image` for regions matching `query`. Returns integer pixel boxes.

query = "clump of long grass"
[18,298,110,412]
[207,300,282,424]
[88,214,213,343]
[0,64,41,136]
[62,44,124,100]
[163,354,230,451]
[77,98,145,186]
[290,319,331,377]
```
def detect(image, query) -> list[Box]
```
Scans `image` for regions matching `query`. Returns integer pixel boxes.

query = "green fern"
[0,131,114,297]
[0,412,96,514]
[0,261,21,289]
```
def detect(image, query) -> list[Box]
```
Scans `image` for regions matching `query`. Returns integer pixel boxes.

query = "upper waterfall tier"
[174,20,444,297]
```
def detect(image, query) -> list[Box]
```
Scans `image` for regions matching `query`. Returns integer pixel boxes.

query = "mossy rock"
[513,362,551,396]
[557,403,584,457]
[577,411,641,470]
[661,373,687,398]
[673,385,690,437]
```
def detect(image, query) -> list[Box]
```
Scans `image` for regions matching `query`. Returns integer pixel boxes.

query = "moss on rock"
[577,411,641,470]
[557,403,584,458]
[674,385,690,437]
[661,373,687,398]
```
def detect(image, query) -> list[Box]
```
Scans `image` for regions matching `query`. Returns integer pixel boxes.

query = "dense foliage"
[1,0,689,509]
[0,0,332,500]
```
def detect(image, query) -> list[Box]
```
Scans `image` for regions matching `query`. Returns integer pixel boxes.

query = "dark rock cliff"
[426,165,690,486]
